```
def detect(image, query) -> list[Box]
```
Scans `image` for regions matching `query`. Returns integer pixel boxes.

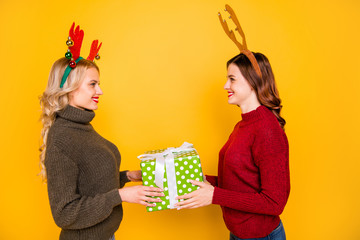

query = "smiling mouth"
[92,97,99,103]
[227,91,234,98]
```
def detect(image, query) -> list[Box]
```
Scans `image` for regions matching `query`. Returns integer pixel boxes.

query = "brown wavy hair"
[227,52,286,130]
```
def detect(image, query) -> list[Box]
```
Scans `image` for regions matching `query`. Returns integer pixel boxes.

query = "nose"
[96,85,103,95]
[224,79,230,90]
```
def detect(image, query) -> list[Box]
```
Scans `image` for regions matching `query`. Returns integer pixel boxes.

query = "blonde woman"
[39,57,164,240]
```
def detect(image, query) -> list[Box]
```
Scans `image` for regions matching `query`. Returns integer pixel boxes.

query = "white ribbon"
[138,142,195,208]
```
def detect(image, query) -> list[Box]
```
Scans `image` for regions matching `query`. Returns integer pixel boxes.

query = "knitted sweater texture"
[206,105,290,238]
[45,105,129,240]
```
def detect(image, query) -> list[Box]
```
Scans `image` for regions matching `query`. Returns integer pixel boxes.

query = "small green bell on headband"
[65,50,72,59]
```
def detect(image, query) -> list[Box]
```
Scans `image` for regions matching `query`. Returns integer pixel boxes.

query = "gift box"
[138,142,204,212]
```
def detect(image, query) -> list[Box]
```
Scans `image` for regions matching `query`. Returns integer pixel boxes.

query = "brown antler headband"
[218,4,262,78]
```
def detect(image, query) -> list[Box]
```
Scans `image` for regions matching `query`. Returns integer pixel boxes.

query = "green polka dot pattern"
[140,149,204,212]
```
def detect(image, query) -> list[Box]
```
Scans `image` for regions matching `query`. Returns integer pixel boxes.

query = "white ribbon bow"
[138,142,195,209]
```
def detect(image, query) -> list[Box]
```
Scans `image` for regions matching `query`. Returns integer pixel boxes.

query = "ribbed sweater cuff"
[108,188,123,205]
[120,171,131,188]
[212,187,231,205]
[212,187,255,209]
[205,175,218,187]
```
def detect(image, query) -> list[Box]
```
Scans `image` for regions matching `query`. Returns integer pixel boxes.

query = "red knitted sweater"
[206,105,290,238]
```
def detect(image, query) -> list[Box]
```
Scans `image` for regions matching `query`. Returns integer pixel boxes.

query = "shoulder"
[251,113,288,166]
[45,124,79,170]
[47,118,85,156]
[256,107,282,132]
[48,120,71,145]
[254,109,288,147]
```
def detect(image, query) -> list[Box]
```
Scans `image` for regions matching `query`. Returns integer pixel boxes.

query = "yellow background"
[1,0,359,239]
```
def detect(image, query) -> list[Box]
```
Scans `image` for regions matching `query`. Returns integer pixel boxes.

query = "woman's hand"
[174,180,214,209]
[118,185,164,206]
[126,170,142,182]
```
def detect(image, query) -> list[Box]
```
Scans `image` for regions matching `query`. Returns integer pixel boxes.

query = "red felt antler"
[68,22,84,60]
[87,40,102,61]
[61,22,102,87]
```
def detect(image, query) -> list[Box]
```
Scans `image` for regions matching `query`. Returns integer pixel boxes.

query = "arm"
[45,146,122,230]
[205,175,218,187]
[119,170,144,187]
[212,126,290,215]
[176,125,290,215]
[119,170,130,188]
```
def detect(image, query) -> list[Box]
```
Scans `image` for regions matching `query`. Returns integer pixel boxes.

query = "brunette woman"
[175,52,290,240]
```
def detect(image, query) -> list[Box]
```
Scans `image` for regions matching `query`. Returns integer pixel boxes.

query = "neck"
[69,103,85,111]
[239,95,261,114]
[57,105,95,124]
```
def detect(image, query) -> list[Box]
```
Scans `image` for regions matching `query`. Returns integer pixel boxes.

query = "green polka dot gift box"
[138,142,204,212]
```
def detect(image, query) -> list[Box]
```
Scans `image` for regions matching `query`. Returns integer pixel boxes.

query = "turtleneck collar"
[57,105,95,124]
[241,105,269,123]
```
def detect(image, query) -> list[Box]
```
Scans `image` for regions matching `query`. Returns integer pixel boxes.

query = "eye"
[90,82,96,87]
[230,77,235,82]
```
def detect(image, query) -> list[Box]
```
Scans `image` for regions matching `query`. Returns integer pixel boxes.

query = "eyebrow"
[227,74,236,78]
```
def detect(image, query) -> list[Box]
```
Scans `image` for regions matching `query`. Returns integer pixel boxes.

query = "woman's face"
[69,68,103,110]
[224,63,256,107]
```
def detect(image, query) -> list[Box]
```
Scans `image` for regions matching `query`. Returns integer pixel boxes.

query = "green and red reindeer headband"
[218,4,262,79]
[60,22,102,88]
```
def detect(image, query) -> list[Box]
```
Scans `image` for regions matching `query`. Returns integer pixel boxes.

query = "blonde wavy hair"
[39,57,99,181]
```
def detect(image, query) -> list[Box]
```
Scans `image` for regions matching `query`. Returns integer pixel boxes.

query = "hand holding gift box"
[138,142,204,212]
[174,179,214,209]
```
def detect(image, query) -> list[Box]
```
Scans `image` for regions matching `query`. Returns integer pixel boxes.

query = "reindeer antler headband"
[218,4,262,78]
[60,22,102,88]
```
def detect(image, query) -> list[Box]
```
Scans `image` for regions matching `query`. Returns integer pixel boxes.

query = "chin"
[84,105,98,111]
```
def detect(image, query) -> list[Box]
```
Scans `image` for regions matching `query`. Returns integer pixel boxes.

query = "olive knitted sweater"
[45,105,130,240]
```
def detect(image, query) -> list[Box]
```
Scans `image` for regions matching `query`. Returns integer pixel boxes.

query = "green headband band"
[60,57,84,88]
